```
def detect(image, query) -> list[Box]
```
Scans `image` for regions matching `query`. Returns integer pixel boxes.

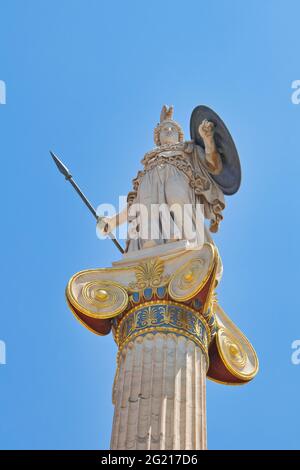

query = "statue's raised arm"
[190,105,241,196]
[197,119,223,175]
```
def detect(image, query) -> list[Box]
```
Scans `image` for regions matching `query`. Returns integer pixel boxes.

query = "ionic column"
[110,306,208,450]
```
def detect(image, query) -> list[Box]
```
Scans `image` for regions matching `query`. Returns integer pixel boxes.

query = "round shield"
[190,105,241,195]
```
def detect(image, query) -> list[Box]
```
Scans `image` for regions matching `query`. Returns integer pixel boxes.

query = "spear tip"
[50,150,72,179]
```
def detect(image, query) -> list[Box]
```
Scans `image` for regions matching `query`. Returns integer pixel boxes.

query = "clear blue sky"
[0,0,299,450]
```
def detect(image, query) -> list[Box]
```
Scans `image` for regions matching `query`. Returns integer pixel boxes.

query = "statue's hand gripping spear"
[50,151,124,254]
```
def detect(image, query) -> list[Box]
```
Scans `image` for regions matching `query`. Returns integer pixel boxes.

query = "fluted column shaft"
[110,332,207,450]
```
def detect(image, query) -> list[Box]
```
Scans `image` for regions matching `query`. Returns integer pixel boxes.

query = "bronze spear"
[50,151,124,254]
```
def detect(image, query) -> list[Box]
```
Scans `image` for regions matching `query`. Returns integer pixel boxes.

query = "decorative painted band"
[114,302,211,360]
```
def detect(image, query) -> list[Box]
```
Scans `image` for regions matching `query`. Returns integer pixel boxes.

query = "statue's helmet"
[154,105,184,146]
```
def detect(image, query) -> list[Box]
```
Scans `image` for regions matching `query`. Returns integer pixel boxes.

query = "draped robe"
[125,141,225,254]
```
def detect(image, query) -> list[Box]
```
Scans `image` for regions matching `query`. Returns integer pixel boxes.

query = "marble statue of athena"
[101,105,225,252]
[66,105,258,450]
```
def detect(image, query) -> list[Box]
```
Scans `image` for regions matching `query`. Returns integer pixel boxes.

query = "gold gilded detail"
[183,271,194,282]
[212,301,259,381]
[128,257,169,291]
[216,327,258,380]
[68,279,128,319]
[218,329,247,370]
[114,301,211,353]
[95,289,109,301]
[168,245,216,301]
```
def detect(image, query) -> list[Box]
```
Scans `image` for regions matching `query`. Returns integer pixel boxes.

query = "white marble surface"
[112,240,190,266]
[110,332,207,450]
